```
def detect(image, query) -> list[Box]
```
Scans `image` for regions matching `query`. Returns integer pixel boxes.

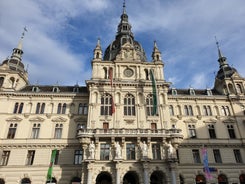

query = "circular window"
[124,68,134,77]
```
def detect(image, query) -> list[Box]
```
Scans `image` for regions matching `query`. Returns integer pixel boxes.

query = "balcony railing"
[77,128,183,138]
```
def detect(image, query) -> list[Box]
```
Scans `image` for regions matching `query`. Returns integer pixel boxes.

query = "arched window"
[13,102,24,114]
[57,103,62,114]
[21,178,31,184]
[179,175,184,184]
[218,174,228,184]
[146,94,157,116]
[228,83,234,94]
[169,105,174,116]
[124,94,135,116]
[62,103,66,114]
[0,77,4,87]
[196,174,206,184]
[236,84,243,94]
[144,69,149,80]
[100,93,112,116]
[103,67,107,79]
[184,105,193,116]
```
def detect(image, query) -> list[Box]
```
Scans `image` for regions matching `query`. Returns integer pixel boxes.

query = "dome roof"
[103,4,147,61]
[216,66,237,80]
[2,58,25,73]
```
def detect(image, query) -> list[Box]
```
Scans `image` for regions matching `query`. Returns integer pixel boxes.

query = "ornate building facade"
[0,3,245,184]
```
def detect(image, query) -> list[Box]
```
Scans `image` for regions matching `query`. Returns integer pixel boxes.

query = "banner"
[150,69,157,115]
[47,149,57,181]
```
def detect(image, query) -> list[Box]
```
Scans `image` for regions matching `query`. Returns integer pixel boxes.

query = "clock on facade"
[124,68,134,77]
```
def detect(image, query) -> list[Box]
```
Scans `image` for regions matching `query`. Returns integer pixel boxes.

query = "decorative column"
[142,162,149,184]
[87,162,94,184]
[115,162,122,184]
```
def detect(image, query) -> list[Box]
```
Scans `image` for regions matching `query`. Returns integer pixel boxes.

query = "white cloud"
[0,0,245,89]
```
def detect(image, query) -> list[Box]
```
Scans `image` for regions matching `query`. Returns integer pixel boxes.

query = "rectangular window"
[152,144,161,160]
[233,149,243,163]
[151,123,157,133]
[26,150,35,165]
[54,124,63,139]
[188,125,196,138]
[126,143,135,160]
[7,123,17,139]
[227,125,236,139]
[103,122,109,133]
[192,149,201,163]
[74,150,83,164]
[31,123,40,139]
[208,125,216,139]
[213,149,222,163]
[1,151,10,166]
[100,143,110,160]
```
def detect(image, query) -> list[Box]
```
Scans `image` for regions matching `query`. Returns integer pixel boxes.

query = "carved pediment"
[115,42,140,61]
[183,117,198,124]
[203,118,217,123]
[29,116,45,122]
[6,116,23,122]
[223,118,236,123]
[51,116,67,122]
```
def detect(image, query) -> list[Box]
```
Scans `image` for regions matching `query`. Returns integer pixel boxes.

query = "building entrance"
[150,171,165,184]
[96,171,112,184]
[123,171,139,184]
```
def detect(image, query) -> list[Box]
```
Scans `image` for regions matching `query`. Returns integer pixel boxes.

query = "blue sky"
[0,0,245,89]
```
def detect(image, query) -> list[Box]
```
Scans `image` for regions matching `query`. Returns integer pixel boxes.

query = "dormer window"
[73,87,79,93]
[207,89,212,96]
[172,89,177,95]
[189,88,195,95]
[32,86,40,92]
[53,87,60,93]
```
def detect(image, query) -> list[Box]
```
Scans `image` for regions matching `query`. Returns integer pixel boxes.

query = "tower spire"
[214,37,228,68]
[123,0,126,14]
[11,27,27,61]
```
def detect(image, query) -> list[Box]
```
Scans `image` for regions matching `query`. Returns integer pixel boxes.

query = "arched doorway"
[150,171,165,184]
[123,171,139,184]
[96,171,112,184]
[218,174,228,184]
[179,175,184,184]
[0,178,5,184]
[196,175,206,184]
[46,177,57,184]
[71,177,81,184]
[21,178,31,184]
[240,174,245,184]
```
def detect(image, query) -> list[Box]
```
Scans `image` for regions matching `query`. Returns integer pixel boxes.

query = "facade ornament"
[115,141,122,159]
[88,141,95,159]
[141,141,148,158]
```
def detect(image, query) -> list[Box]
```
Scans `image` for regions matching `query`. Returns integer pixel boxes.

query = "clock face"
[124,68,134,77]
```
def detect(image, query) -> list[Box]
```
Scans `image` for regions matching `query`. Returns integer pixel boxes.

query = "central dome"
[103,6,147,61]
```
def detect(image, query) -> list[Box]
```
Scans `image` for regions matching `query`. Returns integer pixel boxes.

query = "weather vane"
[21,26,28,39]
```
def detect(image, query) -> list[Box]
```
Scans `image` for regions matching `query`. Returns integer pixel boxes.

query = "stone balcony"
[77,128,183,140]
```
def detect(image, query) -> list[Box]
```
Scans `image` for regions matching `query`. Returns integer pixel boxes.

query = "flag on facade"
[201,147,212,180]
[109,67,115,114]
[47,149,57,181]
[150,69,157,115]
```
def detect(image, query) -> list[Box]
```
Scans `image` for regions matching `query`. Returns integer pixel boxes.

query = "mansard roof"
[19,85,88,94]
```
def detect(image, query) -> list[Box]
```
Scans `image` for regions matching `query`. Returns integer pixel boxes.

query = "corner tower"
[0,28,29,91]
[214,41,245,95]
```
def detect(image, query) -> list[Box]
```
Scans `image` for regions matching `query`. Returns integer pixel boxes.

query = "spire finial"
[154,40,158,48]
[17,26,28,50]
[215,36,223,58]
[97,37,101,46]
[123,0,126,14]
